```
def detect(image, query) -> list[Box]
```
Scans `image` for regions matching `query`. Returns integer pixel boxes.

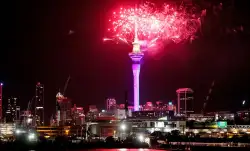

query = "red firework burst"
[160,4,201,43]
[105,2,201,49]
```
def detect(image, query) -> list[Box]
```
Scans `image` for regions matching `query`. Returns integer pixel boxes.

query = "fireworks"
[105,2,201,50]
[160,4,201,43]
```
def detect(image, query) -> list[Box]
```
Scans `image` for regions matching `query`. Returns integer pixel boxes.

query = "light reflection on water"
[29,149,166,151]
[87,149,165,151]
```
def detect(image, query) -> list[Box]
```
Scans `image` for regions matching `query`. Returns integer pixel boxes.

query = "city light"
[15,129,26,135]
[138,134,144,142]
[27,118,32,124]
[28,133,36,141]
[16,129,20,134]
[65,129,70,135]
[120,124,126,131]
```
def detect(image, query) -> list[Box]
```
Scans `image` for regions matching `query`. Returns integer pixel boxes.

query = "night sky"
[1,0,250,123]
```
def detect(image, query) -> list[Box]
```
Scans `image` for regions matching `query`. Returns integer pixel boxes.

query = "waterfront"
[1,140,250,151]
[83,150,164,151]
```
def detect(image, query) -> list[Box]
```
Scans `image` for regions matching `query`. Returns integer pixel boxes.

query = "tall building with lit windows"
[176,88,194,115]
[71,104,85,125]
[35,82,44,126]
[5,97,17,123]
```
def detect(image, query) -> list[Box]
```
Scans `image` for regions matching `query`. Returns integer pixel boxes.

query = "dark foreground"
[0,141,149,151]
[1,141,250,151]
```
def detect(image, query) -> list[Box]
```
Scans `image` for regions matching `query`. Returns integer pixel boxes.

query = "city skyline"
[1,0,250,123]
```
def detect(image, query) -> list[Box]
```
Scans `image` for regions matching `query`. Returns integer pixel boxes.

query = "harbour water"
[84,148,162,151]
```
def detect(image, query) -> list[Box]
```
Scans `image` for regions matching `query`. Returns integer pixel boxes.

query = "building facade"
[5,97,17,123]
[176,88,194,115]
[58,98,72,126]
[35,82,44,126]
[106,98,117,111]
[71,104,85,125]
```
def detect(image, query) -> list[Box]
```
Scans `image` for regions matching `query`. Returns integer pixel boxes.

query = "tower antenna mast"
[63,75,71,96]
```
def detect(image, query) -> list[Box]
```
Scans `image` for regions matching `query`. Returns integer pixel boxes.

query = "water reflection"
[89,149,164,151]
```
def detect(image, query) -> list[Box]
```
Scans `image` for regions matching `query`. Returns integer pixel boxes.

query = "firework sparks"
[160,4,201,43]
[107,3,164,46]
[106,2,201,50]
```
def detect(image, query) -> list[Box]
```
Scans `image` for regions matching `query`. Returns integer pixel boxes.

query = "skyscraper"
[176,88,194,115]
[16,106,20,122]
[56,92,72,126]
[59,98,72,126]
[5,97,17,123]
[0,83,2,120]
[35,82,44,126]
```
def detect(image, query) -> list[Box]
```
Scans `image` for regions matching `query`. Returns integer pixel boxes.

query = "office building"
[5,97,17,123]
[176,88,194,115]
[16,106,20,122]
[143,102,154,111]
[86,105,99,121]
[19,110,33,127]
[167,101,175,111]
[89,105,98,112]
[106,98,117,111]
[35,82,44,126]
[71,104,85,125]
[59,97,72,126]
[0,123,15,136]
[132,110,169,118]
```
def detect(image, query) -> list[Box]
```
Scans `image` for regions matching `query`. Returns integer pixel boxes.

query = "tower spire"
[134,18,138,42]
[132,16,141,53]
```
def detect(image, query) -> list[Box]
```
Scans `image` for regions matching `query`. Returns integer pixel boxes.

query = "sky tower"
[129,22,144,111]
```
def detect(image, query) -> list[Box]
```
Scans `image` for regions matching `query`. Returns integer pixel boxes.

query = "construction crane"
[56,75,71,100]
[63,75,71,96]
[19,96,34,127]
[202,80,215,114]
[55,75,71,126]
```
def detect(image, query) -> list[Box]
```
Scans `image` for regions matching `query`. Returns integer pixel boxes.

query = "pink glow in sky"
[105,2,201,51]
